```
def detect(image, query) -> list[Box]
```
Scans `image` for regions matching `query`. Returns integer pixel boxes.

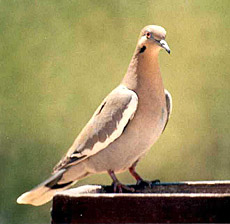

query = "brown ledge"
[51,180,230,223]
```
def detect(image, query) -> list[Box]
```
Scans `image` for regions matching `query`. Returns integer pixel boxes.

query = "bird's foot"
[136,179,160,188]
[111,181,135,193]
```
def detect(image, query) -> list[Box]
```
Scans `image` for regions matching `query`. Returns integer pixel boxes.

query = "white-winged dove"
[17,25,172,206]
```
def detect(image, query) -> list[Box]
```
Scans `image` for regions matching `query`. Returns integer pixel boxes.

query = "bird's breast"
[131,88,167,146]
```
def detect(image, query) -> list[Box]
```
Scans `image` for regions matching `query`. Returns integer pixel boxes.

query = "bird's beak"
[160,40,171,54]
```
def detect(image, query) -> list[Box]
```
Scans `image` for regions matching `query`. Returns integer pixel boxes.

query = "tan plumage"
[17,25,172,206]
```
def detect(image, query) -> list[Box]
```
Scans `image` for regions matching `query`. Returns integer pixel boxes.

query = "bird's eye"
[146,32,151,39]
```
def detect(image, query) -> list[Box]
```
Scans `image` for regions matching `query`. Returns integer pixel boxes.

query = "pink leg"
[129,161,160,186]
[129,161,143,184]
[108,170,134,193]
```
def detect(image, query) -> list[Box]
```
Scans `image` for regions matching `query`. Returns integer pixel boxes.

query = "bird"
[17,25,172,206]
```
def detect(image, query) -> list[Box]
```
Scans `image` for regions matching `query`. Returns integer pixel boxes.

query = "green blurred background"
[0,0,229,223]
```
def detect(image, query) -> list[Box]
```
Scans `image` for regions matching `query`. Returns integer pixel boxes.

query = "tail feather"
[17,169,75,206]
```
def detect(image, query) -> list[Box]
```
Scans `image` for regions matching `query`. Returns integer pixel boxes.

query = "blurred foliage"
[0,0,229,223]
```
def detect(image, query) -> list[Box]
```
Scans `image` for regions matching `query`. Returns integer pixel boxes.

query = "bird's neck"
[121,46,163,92]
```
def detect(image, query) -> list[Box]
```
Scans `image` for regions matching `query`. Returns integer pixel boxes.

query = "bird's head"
[138,25,170,54]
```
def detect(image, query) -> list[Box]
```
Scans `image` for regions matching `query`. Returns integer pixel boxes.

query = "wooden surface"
[51,180,230,223]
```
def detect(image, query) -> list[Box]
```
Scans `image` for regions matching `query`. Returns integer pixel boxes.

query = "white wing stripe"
[73,86,138,158]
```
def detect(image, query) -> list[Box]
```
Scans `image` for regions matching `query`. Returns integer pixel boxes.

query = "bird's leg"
[108,170,134,193]
[129,163,143,185]
[129,161,160,187]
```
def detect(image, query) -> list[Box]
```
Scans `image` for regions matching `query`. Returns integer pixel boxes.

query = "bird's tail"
[17,169,75,206]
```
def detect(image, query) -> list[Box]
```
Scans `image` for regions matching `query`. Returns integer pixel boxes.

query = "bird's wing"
[162,89,172,132]
[53,85,138,172]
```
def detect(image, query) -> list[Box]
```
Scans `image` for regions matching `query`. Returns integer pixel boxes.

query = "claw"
[129,161,160,188]
[108,170,135,193]
[112,181,135,193]
[137,179,160,188]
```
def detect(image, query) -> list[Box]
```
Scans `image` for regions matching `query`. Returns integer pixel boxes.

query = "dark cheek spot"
[139,45,146,53]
